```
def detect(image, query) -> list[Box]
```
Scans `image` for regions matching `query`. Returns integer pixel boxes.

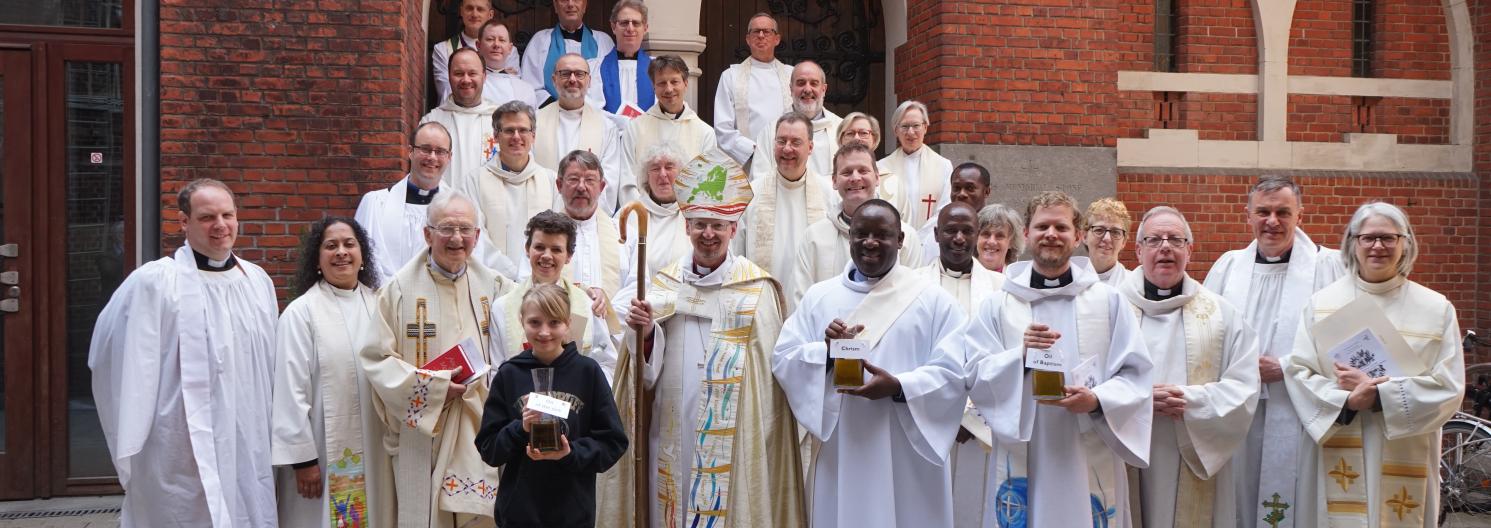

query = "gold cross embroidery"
[479,296,491,337]
[1329,458,1360,492]
[406,298,437,366]
[1261,492,1290,528]
[1387,486,1420,521]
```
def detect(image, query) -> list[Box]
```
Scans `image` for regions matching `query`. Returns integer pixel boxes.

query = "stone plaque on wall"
[935,144,1118,211]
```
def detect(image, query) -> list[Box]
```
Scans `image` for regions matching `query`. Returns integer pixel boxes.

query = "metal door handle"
[0,244,16,258]
[0,284,16,313]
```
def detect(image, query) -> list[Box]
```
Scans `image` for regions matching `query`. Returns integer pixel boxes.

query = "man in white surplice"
[90,179,279,527]
[473,100,558,280]
[786,143,921,308]
[474,21,541,107]
[751,61,842,184]
[713,13,793,165]
[421,48,498,201]
[1283,202,1464,527]
[917,202,1006,528]
[733,112,832,280]
[356,122,454,284]
[431,0,517,103]
[550,150,626,322]
[360,191,514,528]
[533,53,626,214]
[1118,207,1259,528]
[520,0,612,105]
[877,99,952,240]
[964,190,1153,528]
[618,55,716,205]
[774,199,969,528]
[1202,176,1342,528]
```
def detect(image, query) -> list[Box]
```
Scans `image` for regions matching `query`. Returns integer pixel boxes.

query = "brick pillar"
[1474,0,1491,361]
[158,0,425,298]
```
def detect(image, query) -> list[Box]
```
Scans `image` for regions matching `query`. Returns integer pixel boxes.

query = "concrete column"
[645,0,707,107]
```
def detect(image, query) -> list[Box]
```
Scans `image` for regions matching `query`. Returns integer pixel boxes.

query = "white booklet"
[1311,295,1423,378]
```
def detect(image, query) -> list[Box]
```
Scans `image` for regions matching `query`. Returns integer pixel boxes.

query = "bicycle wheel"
[1440,436,1491,525]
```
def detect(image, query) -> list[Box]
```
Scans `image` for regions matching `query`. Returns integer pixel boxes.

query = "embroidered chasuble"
[785,213,923,310]
[533,102,626,213]
[915,261,1006,528]
[473,157,557,280]
[619,103,717,205]
[1204,228,1344,528]
[876,145,953,231]
[355,175,441,284]
[359,251,514,528]
[712,57,793,164]
[774,263,970,528]
[420,98,499,200]
[1117,272,1260,528]
[488,277,619,384]
[965,258,1153,528]
[89,244,280,527]
[272,281,394,528]
[597,254,807,528]
[1283,275,1464,527]
[734,170,830,279]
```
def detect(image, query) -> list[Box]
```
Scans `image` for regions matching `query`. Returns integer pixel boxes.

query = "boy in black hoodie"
[476,283,628,527]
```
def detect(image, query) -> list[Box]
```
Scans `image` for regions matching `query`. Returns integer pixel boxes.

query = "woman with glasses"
[271,217,393,528]
[836,112,883,151]
[1283,201,1465,527]
[877,100,953,237]
[1082,197,1132,286]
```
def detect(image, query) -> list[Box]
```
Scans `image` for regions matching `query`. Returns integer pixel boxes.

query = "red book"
[422,337,486,384]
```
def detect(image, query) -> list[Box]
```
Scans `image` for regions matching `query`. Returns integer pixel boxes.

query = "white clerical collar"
[940,262,970,279]
[778,169,808,187]
[427,254,466,280]
[559,105,585,117]
[571,212,597,227]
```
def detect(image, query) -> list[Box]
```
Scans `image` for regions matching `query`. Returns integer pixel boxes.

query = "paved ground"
[0,495,1485,527]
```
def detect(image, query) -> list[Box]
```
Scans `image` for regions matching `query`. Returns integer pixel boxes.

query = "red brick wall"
[1117,171,1481,337]
[1289,0,1353,77]
[897,0,1120,147]
[159,0,422,298]
[1176,0,1257,74]
[1376,0,1451,80]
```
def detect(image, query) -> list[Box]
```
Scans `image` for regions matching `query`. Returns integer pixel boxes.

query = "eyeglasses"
[1139,236,1189,249]
[562,176,603,187]
[427,224,477,238]
[613,19,644,29]
[499,126,534,136]
[1087,226,1126,240]
[897,123,926,132]
[842,129,875,140]
[747,28,778,37]
[1355,233,1405,248]
[412,145,452,158]
[554,69,589,80]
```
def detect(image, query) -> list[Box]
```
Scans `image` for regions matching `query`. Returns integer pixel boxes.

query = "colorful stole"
[991,284,1122,527]
[542,24,599,98]
[306,282,377,528]
[601,49,654,113]
[729,58,792,139]
[644,259,775,526]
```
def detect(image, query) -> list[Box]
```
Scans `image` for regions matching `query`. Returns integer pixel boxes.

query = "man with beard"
[751,61,842,181]
[734,112,832,279]
[360,191,514,528]
[472,100,557,281]
[619,55,716,205]
[357,122,459,284]
[474,20,540,107]
[1118,206,1259,528]
[521,0,614,103]
[787,143,921,308]
[963,190,1152,528]
[774,199,969,528]
[1202,175,1342,528]
[533,53,625,213]
[713,13,794,165]
[916,201,1006,528]
[421,48,498,200]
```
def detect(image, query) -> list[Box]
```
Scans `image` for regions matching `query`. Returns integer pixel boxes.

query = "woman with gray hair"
[975,203,1024,272]
[878,99,953,236]
[1282,201,1464,527]
[620,142,691,289]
